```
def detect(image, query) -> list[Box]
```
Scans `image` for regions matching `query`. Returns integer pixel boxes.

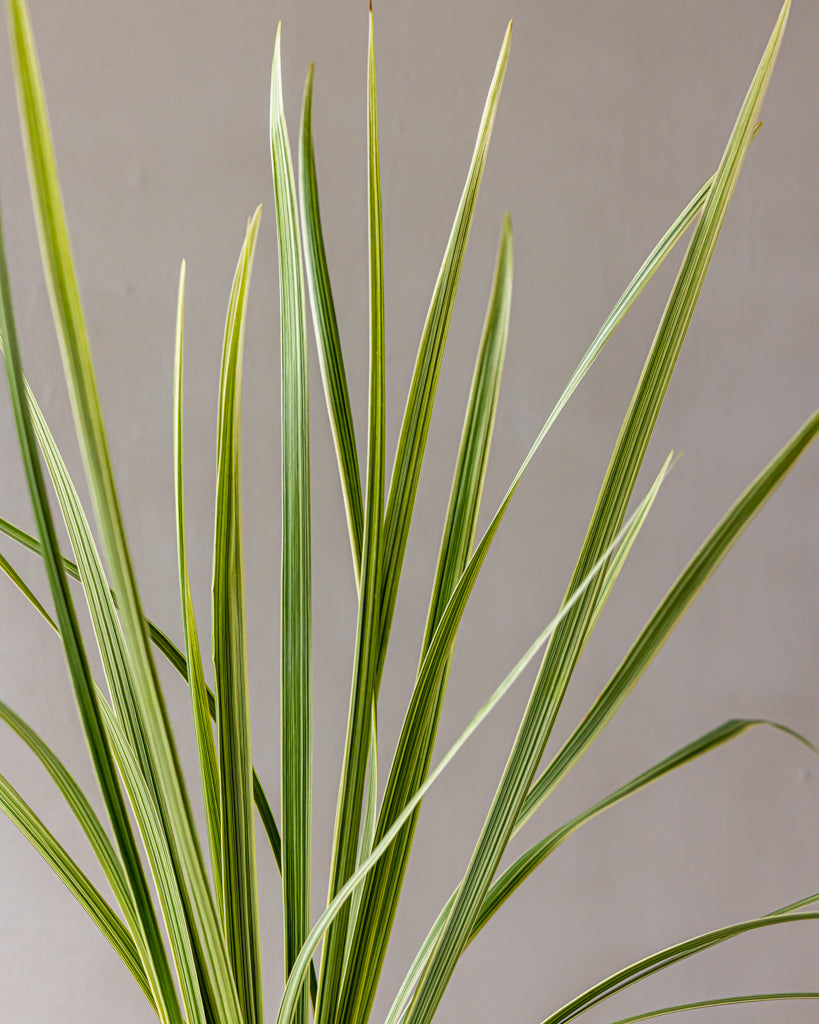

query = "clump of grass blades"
[0,1,816,1023]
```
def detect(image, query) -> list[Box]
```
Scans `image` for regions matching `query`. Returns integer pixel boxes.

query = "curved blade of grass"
[276,462,669,1024]
[0,513,287,870]
[540,909,819,1024]
[605,992,819,1024]
[0,347,154,778]
[479,719,815,933]
[402,9,790,1022]
[0,771,154,1007]
[174,260,222,907]
[6,3,244,1020]
[0,695,141,934]
[213,208,264,1024]
[315,12,386,1021]
[270,26,313,1023]
[339,214,513,1024]
[521,397,819,828]
[377,20,512,690]
[299,61,363,583]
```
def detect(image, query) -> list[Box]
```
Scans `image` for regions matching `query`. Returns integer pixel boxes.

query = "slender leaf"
[0,695,139,934]
[376,20,512,691]
[213,208,264,1024]
[480,720,815,933]
[315,12,386,1020]
[173,259,222,906]
[0,771,154,1008]
[299,61,363,583]
[540,911,818,1024]
[270,26,313,1024]
[605,992,819,1024]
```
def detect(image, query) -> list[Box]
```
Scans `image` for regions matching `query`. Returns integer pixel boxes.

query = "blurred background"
[0,1,817,1021]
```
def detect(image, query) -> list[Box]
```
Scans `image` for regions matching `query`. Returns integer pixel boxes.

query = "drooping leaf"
[0,770,155,1008]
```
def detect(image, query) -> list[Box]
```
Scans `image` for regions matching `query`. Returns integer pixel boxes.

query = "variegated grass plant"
[0,1,816,1022]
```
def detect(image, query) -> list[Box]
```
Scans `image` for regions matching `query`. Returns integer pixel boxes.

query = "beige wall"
[0,2,817,1021]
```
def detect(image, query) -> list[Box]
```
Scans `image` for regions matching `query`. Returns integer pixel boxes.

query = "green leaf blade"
[173,260,223,907]
[299,61,364,584]
[315,12,386,1021]
[377,20,512,687]
[213,209,264,1024]
[270,26,313,1024]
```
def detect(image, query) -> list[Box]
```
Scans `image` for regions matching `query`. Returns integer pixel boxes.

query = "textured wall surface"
[0,2,817,1022]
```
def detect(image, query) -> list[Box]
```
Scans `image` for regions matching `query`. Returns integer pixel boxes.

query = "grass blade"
[276,461,669,1024]
[315,11,386,1020]
[339,214,513,1024]
[174,260,222,905]
[299,61,363,583]
[402,9,791,1022]
[479,720,815,933]
[0,770,154,1007]
[540,911,819,1024]
[0,695,141,937]
[213,209,264,1024]
[522,398,819,828]
[377,20,511,690]
[604,992,819,1024]
[270,27,313,1023]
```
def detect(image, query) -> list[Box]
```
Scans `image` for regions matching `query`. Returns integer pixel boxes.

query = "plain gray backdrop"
[0,1,817,1022]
